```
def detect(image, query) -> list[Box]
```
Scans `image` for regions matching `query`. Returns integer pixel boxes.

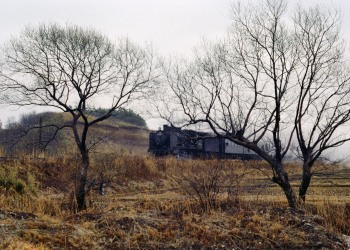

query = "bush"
[170,159,242,213]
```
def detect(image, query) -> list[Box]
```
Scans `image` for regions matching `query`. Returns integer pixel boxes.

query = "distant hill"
[0,110,149,157]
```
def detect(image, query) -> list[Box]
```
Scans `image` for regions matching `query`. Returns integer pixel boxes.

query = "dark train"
[148,125,261,160]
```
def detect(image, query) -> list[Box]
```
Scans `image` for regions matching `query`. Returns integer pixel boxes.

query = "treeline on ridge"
[89,108,146,127]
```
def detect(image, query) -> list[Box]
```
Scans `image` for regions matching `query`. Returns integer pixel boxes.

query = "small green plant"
[0,165,37,196]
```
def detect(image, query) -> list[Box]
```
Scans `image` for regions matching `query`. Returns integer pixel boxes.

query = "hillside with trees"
[0,110,149,157]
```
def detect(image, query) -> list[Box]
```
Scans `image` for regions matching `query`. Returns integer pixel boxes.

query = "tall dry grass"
[0,153,349,237]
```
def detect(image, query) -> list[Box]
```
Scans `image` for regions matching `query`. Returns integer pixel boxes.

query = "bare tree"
[161,0,299,208]
[160,0,350,208]
[293,6,350,201]
[0,23,158,210]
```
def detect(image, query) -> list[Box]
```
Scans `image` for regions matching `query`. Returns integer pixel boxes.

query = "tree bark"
[76,147,89,211]
[272,163,297,209]
[299,162,312,202]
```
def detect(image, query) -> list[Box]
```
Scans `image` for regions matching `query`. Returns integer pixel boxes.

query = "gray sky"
[1,0,349,58]
[0,0,233,57]
[1,0,350,130]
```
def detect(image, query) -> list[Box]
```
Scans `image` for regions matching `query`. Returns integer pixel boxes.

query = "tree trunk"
[272,163,297,209]
[299,162,312,202]
[76,149,89,211]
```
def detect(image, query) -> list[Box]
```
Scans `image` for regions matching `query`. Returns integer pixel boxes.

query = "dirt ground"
[0,187,349,249]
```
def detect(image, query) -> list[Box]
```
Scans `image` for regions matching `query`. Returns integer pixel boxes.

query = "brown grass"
[0,154,349,249]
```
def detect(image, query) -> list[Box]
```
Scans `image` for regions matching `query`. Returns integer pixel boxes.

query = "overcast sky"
[0,0,234,57]
[1,0,349,58]
[1,0,350,131]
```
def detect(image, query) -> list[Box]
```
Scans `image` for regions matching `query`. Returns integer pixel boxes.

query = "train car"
[148,125,261,160]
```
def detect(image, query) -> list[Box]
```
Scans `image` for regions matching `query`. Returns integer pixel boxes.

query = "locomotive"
[148,125,261,160]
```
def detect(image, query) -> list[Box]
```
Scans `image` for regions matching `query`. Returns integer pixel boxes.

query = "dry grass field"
[0,153,349,249]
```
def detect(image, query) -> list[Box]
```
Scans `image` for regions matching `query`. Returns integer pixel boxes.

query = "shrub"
[170,159,242,213]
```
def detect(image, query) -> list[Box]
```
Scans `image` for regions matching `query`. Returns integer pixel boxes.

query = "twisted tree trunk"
[272,162,297,209]
[299,161,312,202]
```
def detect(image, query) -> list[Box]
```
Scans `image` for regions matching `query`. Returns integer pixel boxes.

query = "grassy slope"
[58,112,150,154]
[0,111,150,158]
